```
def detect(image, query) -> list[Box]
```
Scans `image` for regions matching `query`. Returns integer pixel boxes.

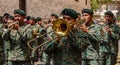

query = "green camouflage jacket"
[0,23,4,62]
[108,23,120,53]
[82,24,102,59]
[45,29,89,65]
[2,24,31,61]
[100,23,120,53]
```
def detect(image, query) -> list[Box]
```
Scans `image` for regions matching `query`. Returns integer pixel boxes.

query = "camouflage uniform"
[46,25,54,40]
[0,24,4,64]
[99,22,120,65]
[35,23,44,33]
[44,24,55,65]
[97,23,109,65]
[39,29,50,65]
[45,29,89,65]
[2,24,31,65]
[24,24,38,61]
[82,24,102,65]
[108,23,120,65]
[99,11,120,65]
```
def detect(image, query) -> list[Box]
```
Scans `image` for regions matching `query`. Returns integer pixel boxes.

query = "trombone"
[27,19,81,50]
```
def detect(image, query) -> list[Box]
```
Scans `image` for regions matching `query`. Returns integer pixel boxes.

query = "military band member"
[45,13,59,41]
[81,9,102,65]
[76,13,81,21]
[25,17,39,65]
[2,13,10,24]
[35,17,44,33]
[101,11,120,65]
[44,8,89,65]
[50,14,59,22]
[43,14,59,65]
[2,15,15,65]
[26,16,31,24]
[2,9,31,65]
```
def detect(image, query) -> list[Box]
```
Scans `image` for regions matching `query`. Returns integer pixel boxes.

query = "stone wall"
[0,0,91,19]
[0,0,19,16]
[26,0,91,19]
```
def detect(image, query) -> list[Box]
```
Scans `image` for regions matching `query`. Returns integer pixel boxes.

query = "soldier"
[45,14,59,41]
[2,13,10,24]
[25,16,40,65]
[2,9,31,65]
[44,8,89,65]
[25,16,31,24]
[76,13,81,21]
[38,29,49,65]
[50,13,59,22]
[43,14,59,65]
[2,15,15,65]
[36,17,44,33]
[101,11,120,65]
[81,9,103,65]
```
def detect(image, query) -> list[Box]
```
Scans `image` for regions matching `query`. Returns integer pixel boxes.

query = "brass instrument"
[2,22,19,31]
[27,19,80,50]
[32,26,40,38]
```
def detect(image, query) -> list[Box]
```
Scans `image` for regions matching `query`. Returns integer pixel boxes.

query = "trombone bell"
[53,19,69,37]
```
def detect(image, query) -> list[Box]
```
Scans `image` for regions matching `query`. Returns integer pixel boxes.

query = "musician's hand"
[13,24,20,30]
[106,26,112,34]
[56,37,61,43]
[44,23,53,29]
[80,24,88,33]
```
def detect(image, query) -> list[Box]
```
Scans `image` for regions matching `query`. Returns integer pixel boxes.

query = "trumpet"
[27,19,81,50]
[2,22,19,31]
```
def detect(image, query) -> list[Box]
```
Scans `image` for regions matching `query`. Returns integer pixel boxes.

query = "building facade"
[0,0,91,19]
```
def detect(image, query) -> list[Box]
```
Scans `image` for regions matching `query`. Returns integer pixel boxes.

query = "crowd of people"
[0,8,119,65]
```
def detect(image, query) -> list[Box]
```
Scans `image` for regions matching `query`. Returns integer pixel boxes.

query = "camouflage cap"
[30,17,36,20]
[61,8,78,19]
[14,9,26,16]
[82,9,94,15]
[105,11,114,17]
[36,17,42,21]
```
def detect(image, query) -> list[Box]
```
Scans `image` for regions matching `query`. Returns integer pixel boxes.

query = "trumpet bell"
[53,19,69,37]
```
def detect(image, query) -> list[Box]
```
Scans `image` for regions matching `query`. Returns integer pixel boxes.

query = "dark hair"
[3,13,10,19]
[3,13,9,17]
[26,16,31,20]
[51,14,59,18]
[77,13,81,15]
[8,16,15,20]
